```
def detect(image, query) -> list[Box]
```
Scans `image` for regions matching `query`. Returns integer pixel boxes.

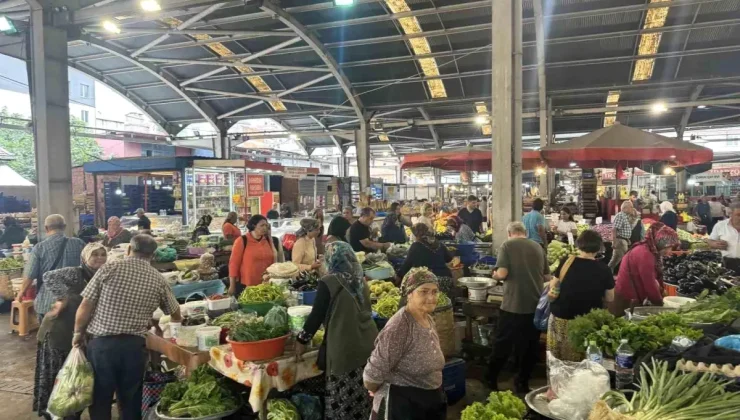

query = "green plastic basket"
[238,301,282,316]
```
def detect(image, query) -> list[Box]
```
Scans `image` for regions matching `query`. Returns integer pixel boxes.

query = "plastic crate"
[443,358,466,405]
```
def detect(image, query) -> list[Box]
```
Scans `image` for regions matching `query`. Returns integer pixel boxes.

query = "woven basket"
[0,268,22,300]
[433,303,455,357]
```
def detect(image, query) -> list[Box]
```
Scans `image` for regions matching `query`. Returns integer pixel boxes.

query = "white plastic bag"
[547,352,610,420]
[47,347,94,418]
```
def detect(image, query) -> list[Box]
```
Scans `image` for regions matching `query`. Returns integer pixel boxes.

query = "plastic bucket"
[176,324,202,347]
[299,290,317,305]
[228,334,290,361]
[196,326,222,351]
[287,305,312,332]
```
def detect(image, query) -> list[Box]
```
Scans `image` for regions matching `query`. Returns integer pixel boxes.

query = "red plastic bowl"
[228,334,290,361]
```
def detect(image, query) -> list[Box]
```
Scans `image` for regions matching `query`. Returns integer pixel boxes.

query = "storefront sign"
[691,173,729,183]
[283,167,320,179]
[247,175,264,196]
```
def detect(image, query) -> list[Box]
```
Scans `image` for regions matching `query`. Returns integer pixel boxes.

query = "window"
[80,109,89,123]
[80,83,90,98]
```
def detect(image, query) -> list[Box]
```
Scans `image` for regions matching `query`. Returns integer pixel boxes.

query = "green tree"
[0,108,103,182]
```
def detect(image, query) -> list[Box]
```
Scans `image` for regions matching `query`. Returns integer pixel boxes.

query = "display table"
[462,299,502,341]
[171,279,225,300]
[146,332,211,376]
[209,344,322,414]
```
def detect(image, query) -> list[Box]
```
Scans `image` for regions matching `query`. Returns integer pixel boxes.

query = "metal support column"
[491,0,522,247]
[180,169,189,226]
[28,5,74,235]
[546,96,556,205]
[213,129,230,159]
[434,168,442,199]
[533,0,548,197]
[355,122,371,196]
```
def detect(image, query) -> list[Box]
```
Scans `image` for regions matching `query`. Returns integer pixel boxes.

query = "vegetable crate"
[442,358,466,405]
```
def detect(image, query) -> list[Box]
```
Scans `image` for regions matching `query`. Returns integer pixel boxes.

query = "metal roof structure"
[2,0,740,155]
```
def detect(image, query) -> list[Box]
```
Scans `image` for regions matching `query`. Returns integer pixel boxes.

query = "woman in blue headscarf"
[295,241,378,420]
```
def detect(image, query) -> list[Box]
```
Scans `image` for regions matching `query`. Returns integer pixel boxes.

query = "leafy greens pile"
[600,359,740,420]
[567,309,703,357]
[158,365,238,418]
[676,286,740,324]
[230,316,289,342]
[460,391,526,420]
[266,398,300,420]
[0,257,24,270]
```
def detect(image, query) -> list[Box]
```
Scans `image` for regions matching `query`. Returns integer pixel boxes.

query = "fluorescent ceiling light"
[289,133,299,141]
[0,16,16,33]
[140,0,161,12]
[474,115,488,125]
[569,162,577,167]
[102,20,121,34]
[697,105,707,109]
[334,0,355,5]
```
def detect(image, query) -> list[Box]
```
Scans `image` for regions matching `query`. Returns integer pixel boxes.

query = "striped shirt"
[23,233,85,315]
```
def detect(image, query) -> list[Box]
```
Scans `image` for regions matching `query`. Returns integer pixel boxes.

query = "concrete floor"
[0,313,545,419]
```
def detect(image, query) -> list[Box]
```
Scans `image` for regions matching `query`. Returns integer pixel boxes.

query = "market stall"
[82,157,283,229]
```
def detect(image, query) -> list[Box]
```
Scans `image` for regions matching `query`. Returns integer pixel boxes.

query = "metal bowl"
[457,277,496,289]
[624,306,677,322]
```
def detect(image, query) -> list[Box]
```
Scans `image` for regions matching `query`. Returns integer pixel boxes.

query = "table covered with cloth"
[170,279,225,300]
[208,345,322,413]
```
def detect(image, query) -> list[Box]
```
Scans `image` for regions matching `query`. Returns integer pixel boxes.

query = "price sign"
[567,231,575,246]
[247,175,264,197]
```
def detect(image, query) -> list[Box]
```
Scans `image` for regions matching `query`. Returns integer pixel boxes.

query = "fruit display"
[547,240,577,267]
[576,224,589,236]
[589,224,613,242]
[368,280,400,300]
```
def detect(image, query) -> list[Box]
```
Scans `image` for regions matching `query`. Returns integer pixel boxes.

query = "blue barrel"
[456,243,475,257]
[299,290,317,305]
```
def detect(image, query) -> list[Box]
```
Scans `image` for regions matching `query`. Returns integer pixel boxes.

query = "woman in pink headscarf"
[609,222,680,316]
[102,216,132,248]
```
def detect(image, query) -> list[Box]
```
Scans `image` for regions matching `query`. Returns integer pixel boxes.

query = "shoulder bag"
[534,255,575,331]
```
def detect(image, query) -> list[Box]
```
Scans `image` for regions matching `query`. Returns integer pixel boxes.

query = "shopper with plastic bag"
[74,235,181,420]
[45,347,95,418]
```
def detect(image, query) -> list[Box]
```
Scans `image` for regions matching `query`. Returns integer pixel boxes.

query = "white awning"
[0,165,35,187]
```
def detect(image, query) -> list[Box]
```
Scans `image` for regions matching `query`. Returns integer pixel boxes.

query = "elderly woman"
[101,216,132,248]
[398,224,453,293]
[292,218,322,272]
[609,222,679,316]
[295,241,378,420]
[416,203,435,230]
[659,201,678,231]
[33,243,108,419]
[222,211,241,241]
[608,200,642,273]
[446,215,476,243]
[547,230,615,362]
[364,268,447,420]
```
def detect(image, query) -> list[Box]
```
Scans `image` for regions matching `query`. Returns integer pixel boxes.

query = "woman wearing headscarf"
[364,268,447,420]
[381,202,412,244]
[191,214,213,241]
[101,216,132,248]
[609,222,679,316]
[222,211,241,241]
[311,208,326,257]
[326,213,352,243]
[446,215,476,243]
[292,218,322,272]
[659,201,678,231]
[398,224,453,293]
[33,243,108,419]
[295,241,378,420]
[416,203,435,230]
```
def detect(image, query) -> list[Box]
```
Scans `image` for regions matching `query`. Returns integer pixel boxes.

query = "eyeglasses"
[415,289,439,298]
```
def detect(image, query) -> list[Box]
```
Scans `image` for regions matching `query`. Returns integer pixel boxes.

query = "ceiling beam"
[259,0,364,120]
[677,84,704,140]
[138,58,330,73]
[310,115,343,151]
[184,87,355,110]
[131,3,224,57]
[417,107,440,149]
[78,33,222,134]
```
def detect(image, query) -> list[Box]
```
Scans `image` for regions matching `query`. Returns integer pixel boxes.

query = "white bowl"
[663,296,696,308]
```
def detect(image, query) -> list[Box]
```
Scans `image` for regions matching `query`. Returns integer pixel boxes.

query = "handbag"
[534,255,575,331]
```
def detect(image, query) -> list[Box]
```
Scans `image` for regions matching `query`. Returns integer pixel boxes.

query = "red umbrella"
[401,146,543,171]
[539,122,713,169]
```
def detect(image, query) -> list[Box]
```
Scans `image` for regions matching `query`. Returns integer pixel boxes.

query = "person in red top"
[610,222,679,316]
[222,212,241,241]
[228,215,276,296]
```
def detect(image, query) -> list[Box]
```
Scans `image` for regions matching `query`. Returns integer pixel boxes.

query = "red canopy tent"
[539,122,713,169]
[400,146,543,171]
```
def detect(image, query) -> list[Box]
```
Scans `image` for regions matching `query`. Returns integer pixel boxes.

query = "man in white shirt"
[708,202,740,261]
[708,197,726,234]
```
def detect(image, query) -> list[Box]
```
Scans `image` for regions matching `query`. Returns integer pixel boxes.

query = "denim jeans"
[86,335,147,420]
